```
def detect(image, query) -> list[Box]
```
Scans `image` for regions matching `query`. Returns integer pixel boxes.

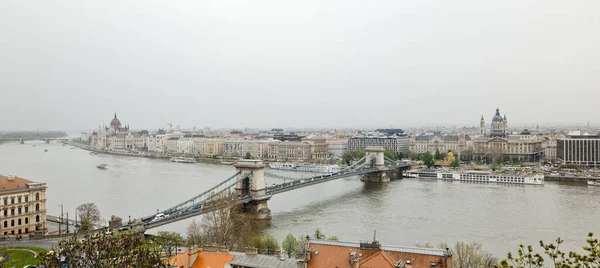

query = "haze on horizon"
[1,0,598,131]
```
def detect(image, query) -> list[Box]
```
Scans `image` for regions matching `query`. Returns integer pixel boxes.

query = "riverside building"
[0,174,47,236]
[557,131,600,167]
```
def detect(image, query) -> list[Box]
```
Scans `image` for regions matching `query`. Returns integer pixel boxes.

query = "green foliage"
[384,151,398,161]
[314,228,326,240]
[451,157,460,169]
[406,151,422,160]
[41,233,167,267]
[78,218,93,234]
[496,233,600,268]
[342,150,366,165]
[423,151,435,168]
[261,234,280,255]
[153,231,185,259]
[244,152,253,159]
[434,149,442,160]
[1,248,44,267]
[282,233,300,258]
[328,236,339,241]
[559,164,580,170]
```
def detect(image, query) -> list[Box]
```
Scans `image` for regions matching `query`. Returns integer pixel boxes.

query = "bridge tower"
[19,139,24,144]
[233,159,272,220]
[361,146,390,183]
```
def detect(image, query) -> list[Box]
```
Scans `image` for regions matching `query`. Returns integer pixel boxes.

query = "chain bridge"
[138,146,409,229]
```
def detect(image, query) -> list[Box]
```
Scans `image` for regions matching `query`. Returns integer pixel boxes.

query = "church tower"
[480,115,486,135]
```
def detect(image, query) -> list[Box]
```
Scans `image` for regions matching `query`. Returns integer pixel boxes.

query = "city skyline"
[1,0,599,131]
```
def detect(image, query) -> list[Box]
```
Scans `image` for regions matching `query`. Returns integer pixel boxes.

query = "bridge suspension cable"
[143,171,249,220]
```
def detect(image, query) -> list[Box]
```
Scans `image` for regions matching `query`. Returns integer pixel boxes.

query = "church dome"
[492,108,504,122]
[110,113,121,127]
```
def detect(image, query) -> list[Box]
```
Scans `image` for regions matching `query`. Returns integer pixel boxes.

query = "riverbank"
[544,175,599,182]
[72,143,239,165]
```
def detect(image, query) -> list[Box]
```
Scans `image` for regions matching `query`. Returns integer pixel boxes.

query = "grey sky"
[1,0,598,131]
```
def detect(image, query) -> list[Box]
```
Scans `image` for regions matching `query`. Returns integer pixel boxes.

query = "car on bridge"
[151,213,168,222]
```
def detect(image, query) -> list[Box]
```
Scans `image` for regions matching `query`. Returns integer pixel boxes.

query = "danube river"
[1,141,599,257]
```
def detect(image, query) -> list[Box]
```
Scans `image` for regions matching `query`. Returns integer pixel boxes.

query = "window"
[18,197,21,203]
[11,208,14,215]
[25,207,28,213]
[18,219,21,225]
[35,204,39,212]
[35,193,39,201]
[11,220,14,226]
[3,221,6,228]
[11,197,14,204]
[18,208,21,214]
[3,210,6,216]
[25,196,28,202]
[36,215,39,223]
[25,217,28,224]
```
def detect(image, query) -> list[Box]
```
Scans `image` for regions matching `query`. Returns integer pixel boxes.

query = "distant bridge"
[0,138,71,144]
[137,146,409,229]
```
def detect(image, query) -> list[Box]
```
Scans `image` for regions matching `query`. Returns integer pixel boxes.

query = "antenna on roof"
[373,230,377,243]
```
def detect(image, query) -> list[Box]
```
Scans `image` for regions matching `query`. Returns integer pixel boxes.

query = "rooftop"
[309,239,446,257]
[0,175,35,192]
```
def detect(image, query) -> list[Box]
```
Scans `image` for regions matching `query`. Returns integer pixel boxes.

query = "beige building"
[265,138,328,161]
[0,175,47,236]
[409,132,471,155]
[472,109,544,162]
[204,140,224,156]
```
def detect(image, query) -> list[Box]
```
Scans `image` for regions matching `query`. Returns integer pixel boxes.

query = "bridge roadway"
[141,162,408,229]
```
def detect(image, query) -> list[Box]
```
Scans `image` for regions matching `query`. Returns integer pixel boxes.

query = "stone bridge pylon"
[233,159,272,220]
[361,146,392,182]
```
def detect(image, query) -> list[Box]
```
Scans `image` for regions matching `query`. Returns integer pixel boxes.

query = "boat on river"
[97,164,108,169]
[170,157,197,163]
[405,170,544,185]
[588,180,600,186]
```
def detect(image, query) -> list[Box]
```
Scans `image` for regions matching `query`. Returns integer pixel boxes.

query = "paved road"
[0,239,59,250]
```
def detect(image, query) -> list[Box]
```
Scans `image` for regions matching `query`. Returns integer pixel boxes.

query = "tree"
[200,195,256,249]
[41,233,167,267]
[384,150,398,161]
[153,231,184,259]
[496,233,600,268]
[451,157,460,169]
[342,150,366,165]
[76,203,102,232]
[444,152,456,166]
[252,234,279,255]
[314,228,326,240]
[282,233,300,258]
[423,151,435,168]
[186,219,203,247]
[434,149,442,160]
[244,152,253,159]
[461,149,474,162]
[417,241,496,268]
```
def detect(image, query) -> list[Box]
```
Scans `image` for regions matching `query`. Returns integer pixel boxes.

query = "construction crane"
[167,122,173,133]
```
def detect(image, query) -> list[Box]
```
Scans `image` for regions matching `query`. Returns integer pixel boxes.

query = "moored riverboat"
[405,170,544,185]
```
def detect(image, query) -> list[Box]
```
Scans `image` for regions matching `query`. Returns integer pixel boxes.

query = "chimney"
[8,175,15,181]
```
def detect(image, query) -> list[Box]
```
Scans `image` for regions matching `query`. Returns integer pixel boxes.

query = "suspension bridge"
[135,146,409,229]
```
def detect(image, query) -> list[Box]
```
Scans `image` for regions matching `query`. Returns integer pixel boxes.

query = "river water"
[1,141,599,257]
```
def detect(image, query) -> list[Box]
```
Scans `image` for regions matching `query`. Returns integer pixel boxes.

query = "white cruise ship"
[170,157,197,164]
[405,170,544,185]
[269,163,341,173]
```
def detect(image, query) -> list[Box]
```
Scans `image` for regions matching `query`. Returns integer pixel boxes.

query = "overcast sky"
[1,0,598,131]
